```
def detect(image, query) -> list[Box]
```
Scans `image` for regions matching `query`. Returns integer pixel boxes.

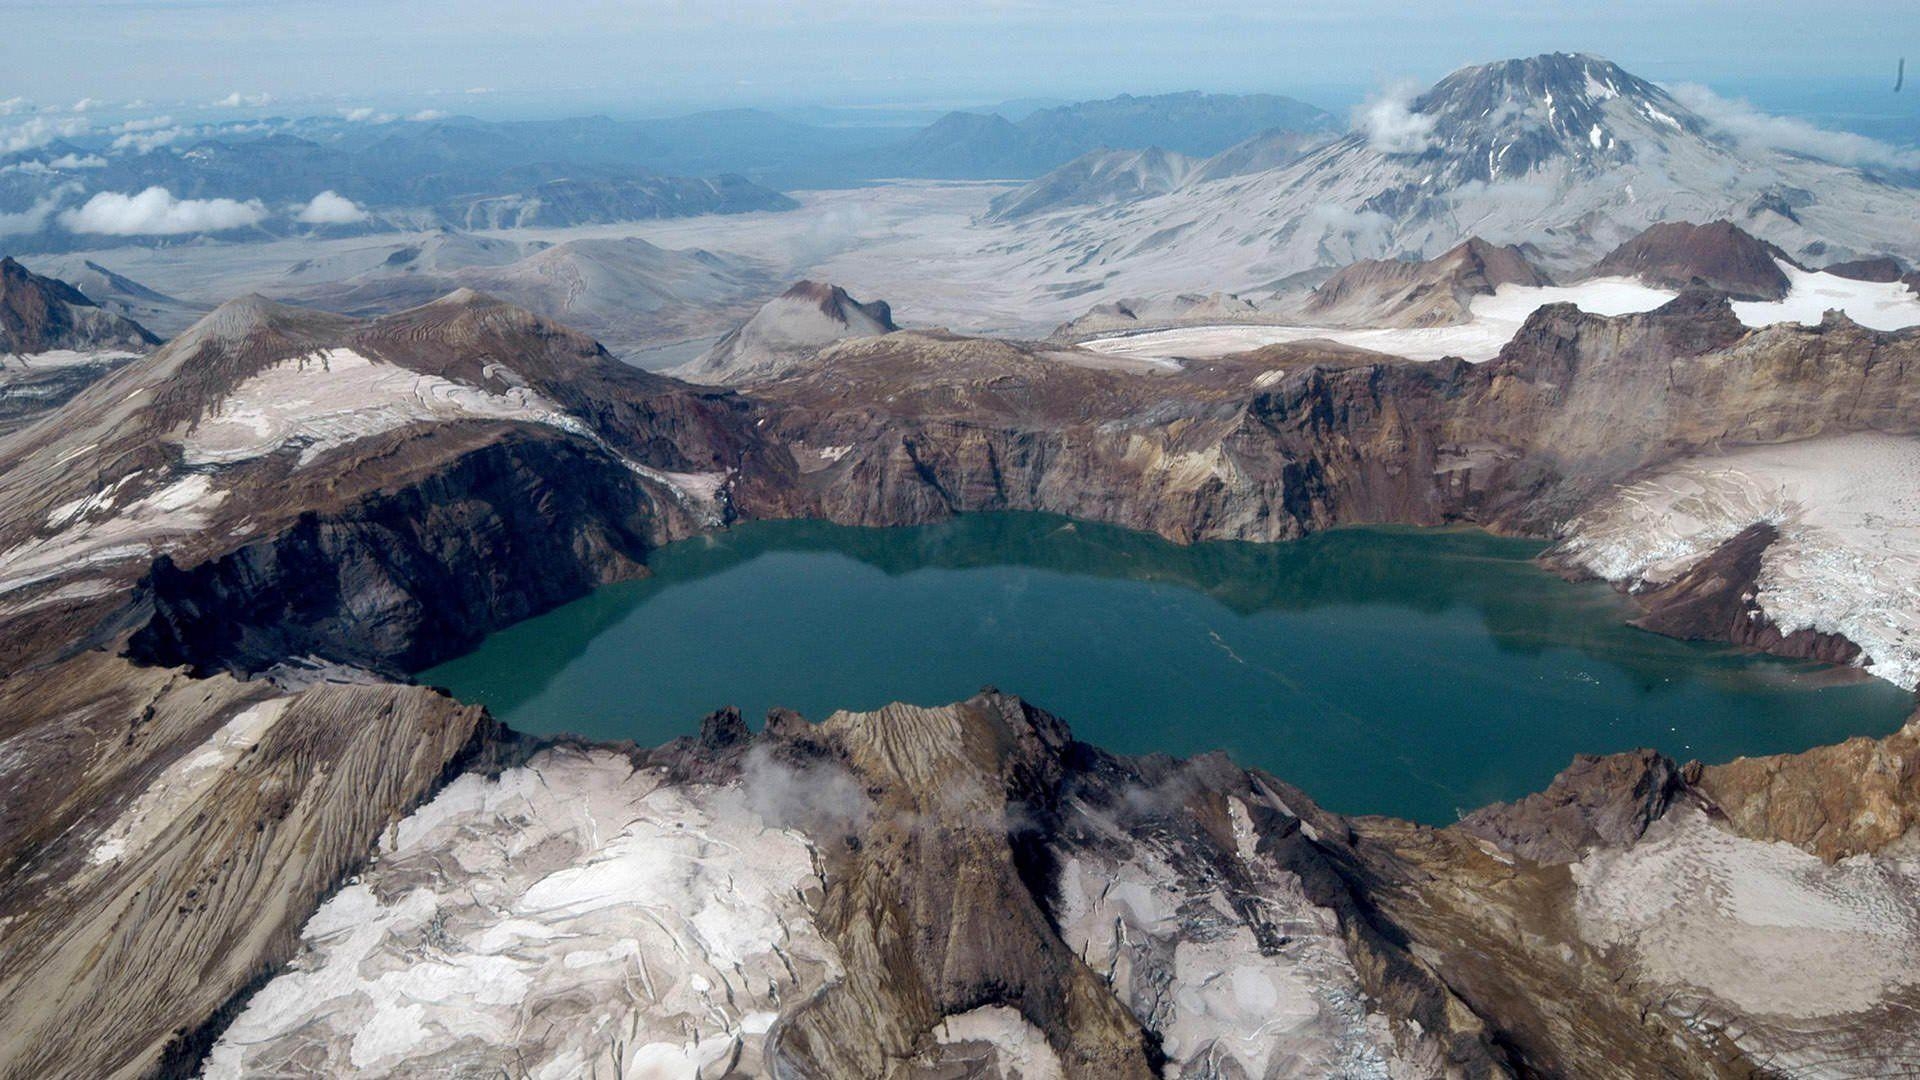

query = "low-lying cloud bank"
[1668,83,1920,172]
[57,186,268,235]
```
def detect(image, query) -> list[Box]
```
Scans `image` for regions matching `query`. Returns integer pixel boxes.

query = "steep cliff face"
[128,425,674,678]
[758,289,1916,545]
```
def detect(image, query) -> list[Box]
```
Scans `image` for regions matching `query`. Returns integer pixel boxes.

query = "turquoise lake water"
[422,514,1915,823]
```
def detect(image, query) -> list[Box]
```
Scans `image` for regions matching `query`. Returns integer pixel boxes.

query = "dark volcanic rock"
[0,256,161,355]
[1623,521,1863,666]
[1824,255,1905,282]
[1586,220,1794,300]
[1458,749,1684,863]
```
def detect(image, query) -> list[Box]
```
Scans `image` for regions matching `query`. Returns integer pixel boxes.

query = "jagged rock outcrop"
[1457,749,1682,863]
[676,280,898,385]
[1584,220,1794,300]
[192,687,1920,1079]
[195,691,1498,1078]
[1300,237,1551,327]
[0,259,162,432]
[1615,522,1863,666]
[0,256,160,356]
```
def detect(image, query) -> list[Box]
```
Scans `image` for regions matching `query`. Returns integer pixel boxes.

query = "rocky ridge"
[1585,219,1795,300]
[1298,237,1552,327]
[677,279,899,385]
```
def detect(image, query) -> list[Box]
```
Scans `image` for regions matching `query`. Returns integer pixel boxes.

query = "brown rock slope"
[0,652,490,1080]
[1299,237,1551,327]
[757,288,1919,546]
[0,258,162,432]
[675,279,898,385]
[1584,219,1794,300]
[0,255,160,355]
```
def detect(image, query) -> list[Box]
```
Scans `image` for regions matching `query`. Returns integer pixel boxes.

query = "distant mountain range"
[0,92,1337,254]
[885,92,1336,179]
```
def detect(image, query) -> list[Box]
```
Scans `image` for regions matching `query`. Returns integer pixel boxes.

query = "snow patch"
[1733,259,1920,331]
[180,347,590,466]
[1573,807,1920,1022]
[1082,266,1920,368]
[0,473,226,595]
[1081,277,1675,364]
[202,749,839,1078]
[1556,433,1920,688]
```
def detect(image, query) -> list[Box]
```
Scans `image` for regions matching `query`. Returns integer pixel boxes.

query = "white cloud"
[112,114,176,133]
[0,153,107,175]
[0,97,31,117]
[0,186,78,237]
[111,127,188,153]
[1354,81,1437,156]
[295,190,369,225]
[210,91,275,109]
[70,97,104,113]
[1669,83,1920,171]
[59,186,268,235]
[408,109,447,122]
[1302,202,1393,247]
[0,115,90,154]
[339,107,397,124]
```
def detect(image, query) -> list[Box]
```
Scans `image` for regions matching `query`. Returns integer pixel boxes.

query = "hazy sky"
[6,0,1918,117]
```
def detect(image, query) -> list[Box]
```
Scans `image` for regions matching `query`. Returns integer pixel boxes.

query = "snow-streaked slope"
[1080,278,1674,363]
[997,54,1920,305]
[1081,264,1920,365]
[1555,433,1920,689]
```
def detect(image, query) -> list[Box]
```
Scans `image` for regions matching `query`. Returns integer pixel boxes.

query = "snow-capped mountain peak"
[1400,52,1702,182]
[987,52,1920,304]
